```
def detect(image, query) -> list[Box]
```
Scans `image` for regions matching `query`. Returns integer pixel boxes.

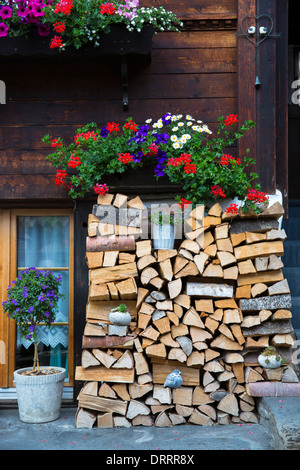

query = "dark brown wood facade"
[0,0,290,397]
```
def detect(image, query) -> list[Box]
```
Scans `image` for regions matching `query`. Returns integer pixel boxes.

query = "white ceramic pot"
[152,223,175,250]
[14,366,66,423]
[109,309,131,326]
[258,354,282,369]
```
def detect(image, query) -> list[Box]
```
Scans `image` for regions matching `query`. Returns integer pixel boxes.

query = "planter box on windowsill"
[0,24,155,58]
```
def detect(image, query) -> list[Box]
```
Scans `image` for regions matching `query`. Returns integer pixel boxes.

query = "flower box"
[0,24,155,58]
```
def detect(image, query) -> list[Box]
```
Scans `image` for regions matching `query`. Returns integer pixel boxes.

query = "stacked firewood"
[75,194,298,428]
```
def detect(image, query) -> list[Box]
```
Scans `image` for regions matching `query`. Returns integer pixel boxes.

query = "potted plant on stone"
[109,303,131,326]
[2,267,65,423]
[149,203,183,250]
[258,346,283,369]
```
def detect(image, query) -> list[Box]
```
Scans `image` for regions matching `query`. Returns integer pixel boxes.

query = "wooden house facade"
[0,0,295,402]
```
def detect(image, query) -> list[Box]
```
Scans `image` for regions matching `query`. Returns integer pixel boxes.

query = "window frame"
[0,208,74,388]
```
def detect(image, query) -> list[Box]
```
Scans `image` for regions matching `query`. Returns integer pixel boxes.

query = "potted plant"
[2,267,65,423]
[42,112,259,209]
[149,204,183,250]
[258,346,283,369]
[0,0,182,54]
[109,303,131,326]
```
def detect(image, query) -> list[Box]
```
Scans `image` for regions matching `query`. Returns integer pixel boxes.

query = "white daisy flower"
[145,118,152,124]
[197,120,203,124]
[178,122,184,127]
[182,134,191,140]
[173,142,180,149]
[187,121,193,126]
[171,135,178,142]
[172,127,178,132]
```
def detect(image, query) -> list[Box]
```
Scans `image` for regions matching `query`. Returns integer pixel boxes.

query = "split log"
[81,350,100,368]
[97,412,113,428]
[155,411,172,427]
[86,300,137,322]
[90,262,138,284]
[151,362,200,386]
[234,241,284,261]
[168,278,182,299]
[75,408,97,428]
[75,366,134,383]
[116,277,138,300]
[86,252,104,269]
[239,294,292,312]
[78,392,128,415]
[168,348,187,363]
[136,240,152,258]
[237,270,284,287]
[126,400,151,420]
[140,267,159,286]
[102,251,119,267]
[86,235,135,252]
[217,393,239,416]
[186,282,233,298]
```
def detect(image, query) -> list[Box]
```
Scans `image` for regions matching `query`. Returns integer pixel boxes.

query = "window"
[0,209,74,390]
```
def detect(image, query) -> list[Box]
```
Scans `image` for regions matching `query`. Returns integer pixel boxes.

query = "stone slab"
[247,382,300,397]
[239,294,292,312]
[230,218,279,234]
[186,282,234,298]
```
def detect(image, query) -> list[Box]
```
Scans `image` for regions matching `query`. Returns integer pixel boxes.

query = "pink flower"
[0,6,12,20]
[0,22,9,37]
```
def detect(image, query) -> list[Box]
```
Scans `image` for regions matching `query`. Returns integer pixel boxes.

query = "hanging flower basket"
[0,23,155,58]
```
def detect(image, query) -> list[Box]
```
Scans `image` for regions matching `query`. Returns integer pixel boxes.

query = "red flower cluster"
[118,153,134,164]
[224,114,238,126]
[107,122,120,133]
[167,154,197,174]
[220,154,241,166]
[225,203,239,214]
[51,139,62,148]
[55,169,67,186]
[210,185,226,198]
[74,131,97,144]
[167,153,191,166]
[184,163,197,174]
[124,119,138,132]
[94,183,109,195]
[246,189,268,204]
[55,0,74,15]
[67,154,81,168]
[100,2,116,14]
[147,143,159,156]
[50,35,63,49]
[53,21,66,33]
[177,197,192,210]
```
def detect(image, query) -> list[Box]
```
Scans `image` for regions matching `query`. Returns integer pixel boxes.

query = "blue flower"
[131,150,143,163]
[44,311,50,317]
[28,306,34,313]
[154,163,166,177]
[153,132,169,144]
[100,126,109,138]
[28,325,35,332]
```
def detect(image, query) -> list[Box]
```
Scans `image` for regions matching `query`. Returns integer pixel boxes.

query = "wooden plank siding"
[0,1,237,201]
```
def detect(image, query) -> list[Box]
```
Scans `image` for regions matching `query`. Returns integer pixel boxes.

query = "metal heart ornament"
[240,14,273,47]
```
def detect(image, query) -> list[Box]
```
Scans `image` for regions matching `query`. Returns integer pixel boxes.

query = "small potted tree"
[2,267,65,423]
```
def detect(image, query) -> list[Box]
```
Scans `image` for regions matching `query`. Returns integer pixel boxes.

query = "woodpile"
[75,194,298,428]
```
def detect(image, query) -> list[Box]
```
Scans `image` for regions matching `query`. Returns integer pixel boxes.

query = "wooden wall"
[0,0,237,202]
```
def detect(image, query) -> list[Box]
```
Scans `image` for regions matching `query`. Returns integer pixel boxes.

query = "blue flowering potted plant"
[2,267,66,423]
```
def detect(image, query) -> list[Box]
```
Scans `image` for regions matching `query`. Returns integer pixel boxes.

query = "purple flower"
[37,23,49,36]
[25,334,32,340]
[131,150,143,163]
[128,125,150,144]
[100,126,109,138]
[17,5,29,17]
[44,311,50,317]
[28,325,35,332]
[161,113,172,125]
[28,306,34,313]
[153,132,169,145]
[0,6,12,20]
[38,293,46,301]
[154,163,166,177]
[155,149,167,164]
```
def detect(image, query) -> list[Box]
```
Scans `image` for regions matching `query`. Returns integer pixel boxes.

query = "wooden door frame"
[0,208,74,388]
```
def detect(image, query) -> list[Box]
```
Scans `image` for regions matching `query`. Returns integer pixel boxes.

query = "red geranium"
[184,163,197,174]
[106,122,120,133]
[118,153,134,164]
[100,2,116,14]
[246,189,268,204]
[124,119,138,132]
[51,139,62,148]
[55,169,67,186]
[224,114,238,126]
[94,183,109,195]
[49,35,63,49]
[177,197,192,210]
[74,131,97,144]
[67,155,81,168]
[53,21,66,33]
[55,0,74,15]
[225,203,239,214]
[210,185,226,198]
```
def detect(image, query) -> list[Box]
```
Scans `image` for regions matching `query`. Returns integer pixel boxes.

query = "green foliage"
[117,303,127,313]
[2,267,64,343]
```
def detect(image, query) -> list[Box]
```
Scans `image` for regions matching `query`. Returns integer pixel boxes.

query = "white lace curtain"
[16,216,70,354]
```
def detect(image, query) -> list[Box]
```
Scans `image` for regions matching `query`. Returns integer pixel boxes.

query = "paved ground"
[0,406,275,451]
[0,397,299,452]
